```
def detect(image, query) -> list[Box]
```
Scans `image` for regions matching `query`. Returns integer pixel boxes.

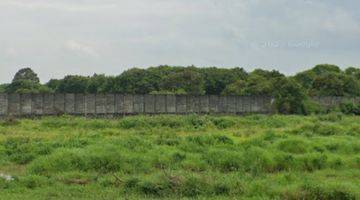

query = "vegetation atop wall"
[1,64,359,114]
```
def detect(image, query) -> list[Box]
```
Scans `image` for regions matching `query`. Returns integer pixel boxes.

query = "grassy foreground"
[0,114,359,199]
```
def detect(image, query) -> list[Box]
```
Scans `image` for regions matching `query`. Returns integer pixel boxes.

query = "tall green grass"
[0,114,359,199]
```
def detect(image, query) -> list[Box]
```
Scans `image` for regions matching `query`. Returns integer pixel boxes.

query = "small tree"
[5,68,50,93]
[12,68,40,84]
[273,78,307,114]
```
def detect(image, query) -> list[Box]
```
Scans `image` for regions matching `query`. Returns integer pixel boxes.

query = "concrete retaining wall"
[0,94,358,117]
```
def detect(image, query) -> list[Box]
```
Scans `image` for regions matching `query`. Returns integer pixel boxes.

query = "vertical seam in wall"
[153,95,156,114]
[165,95,168,113]
[19,94,22,116]
[94,93,97,115]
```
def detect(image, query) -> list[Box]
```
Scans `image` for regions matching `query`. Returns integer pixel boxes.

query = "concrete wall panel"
[54,94,65,114]
[155,95,166,113]
[8,94,20,116]
[75,94,85,114]
[0,94,8,116]
[199,96,209,113]
[32,94,43,115]
[115,94,124,114]
[226,96,236,113]
[106,94,115,114]
[188,96,200,113]
[176,96,187,114]
[166,95,176,113]
[133,95,144,114]
[123,95,133,114]
[218,96,227,113]
[20,94,32,115]
[144,95,155,113]
[85,94,96,114]
[43,94,55,115]
[95,94,107,114]
[65,94,75,114]
[209,95,219,113]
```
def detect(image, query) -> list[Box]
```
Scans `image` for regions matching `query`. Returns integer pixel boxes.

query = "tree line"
[0,64,359,114]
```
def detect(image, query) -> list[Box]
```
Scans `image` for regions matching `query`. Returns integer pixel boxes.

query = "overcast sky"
[0,0,359,83]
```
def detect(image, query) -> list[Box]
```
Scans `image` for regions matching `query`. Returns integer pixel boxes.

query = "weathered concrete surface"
[199,96,209,113]
[8,94,20,116]
[85,94,96,114]
[106,94,115,114]
[115,94,124,114]
[0,94,7,116]
[209,95,219,113]
[32,94,44,115]
[54,94,65,114]
[20,94,32,115]
[187,96,200,113]
[144,95,155,113]
[123,94,133,114]
[176,95,187,114]
[75,94,85,114]
[0,94,355,116]
[44,94,55,115]
[65,94,75,114]
[95,94,107,114]
[155,95,166,113]
[166,95,176,113]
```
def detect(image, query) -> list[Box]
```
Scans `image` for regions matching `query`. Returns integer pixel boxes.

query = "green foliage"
[12,68,40,83]
[56,75,90,93]
[340,100,360,115]
[273,77,307,114]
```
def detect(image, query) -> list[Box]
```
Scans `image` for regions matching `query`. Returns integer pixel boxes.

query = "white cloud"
[65,40,99,57]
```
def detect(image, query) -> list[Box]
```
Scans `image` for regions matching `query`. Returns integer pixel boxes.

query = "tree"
[0,84,8,93]
[312,64,341,75]
[160,67,205,95]
[273,77,307,114]
[12,68,40,84]
[113,68,154,94]
[5,68,51,93]
[345,67,360,80]
[46,79,62,91]
[87,74,108,93]
[56,75,89,93]
[202,67,247,95]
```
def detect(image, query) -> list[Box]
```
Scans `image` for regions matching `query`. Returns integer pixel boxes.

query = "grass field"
[0,114,359,199]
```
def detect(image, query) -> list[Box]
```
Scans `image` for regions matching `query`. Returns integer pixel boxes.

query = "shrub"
[3,137,53,164]
[138,174,172,197]
[276,139,309,154]
[210,117,236,129]
[181,154,208,172]
[298,153,328,171]
[241,147,274,175]
[117,117,148,129]
[301,181,356,200]
[19,175,50,189]
[179,175,208,197]
[155,134,181,146]
[340,101,360,115]
[185,115,207,129]
[303,99,326,114]
[205,150,243,172]
[318,112,343,122]
[0,117,20,126]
